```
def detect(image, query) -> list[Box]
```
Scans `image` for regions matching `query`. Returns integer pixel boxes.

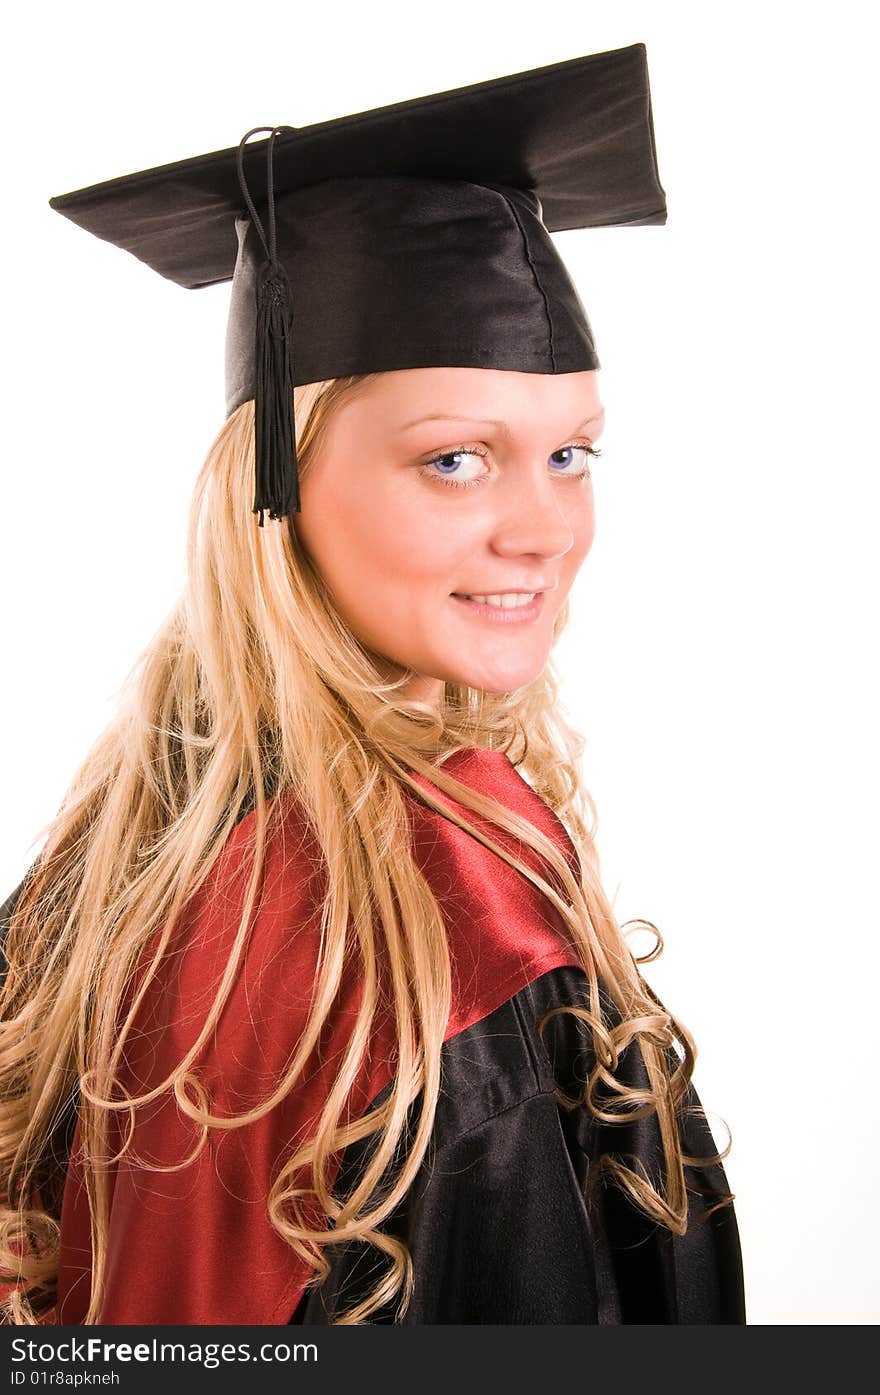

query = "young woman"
[0,47,745,1326]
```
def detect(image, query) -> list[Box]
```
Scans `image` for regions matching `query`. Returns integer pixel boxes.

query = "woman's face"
[294,367,603,702]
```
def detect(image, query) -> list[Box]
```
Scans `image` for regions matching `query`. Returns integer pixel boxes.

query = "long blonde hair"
[0,374,733,1324]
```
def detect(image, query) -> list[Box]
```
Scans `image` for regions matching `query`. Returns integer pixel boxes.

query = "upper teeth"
[462,592,537,608]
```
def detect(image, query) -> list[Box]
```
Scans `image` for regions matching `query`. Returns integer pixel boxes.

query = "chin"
[445,657,547,695]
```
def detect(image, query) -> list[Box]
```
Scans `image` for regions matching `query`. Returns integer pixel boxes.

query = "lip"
[449,591,547,624]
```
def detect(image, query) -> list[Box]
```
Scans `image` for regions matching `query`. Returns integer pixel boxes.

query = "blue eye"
[419,448,490,490]
[549,445,599,473]
[435,450,479,475]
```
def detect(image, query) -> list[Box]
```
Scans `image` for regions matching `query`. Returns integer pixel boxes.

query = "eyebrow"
[398,407,606,434]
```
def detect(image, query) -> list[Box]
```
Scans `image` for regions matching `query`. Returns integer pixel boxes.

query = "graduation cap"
[48,43,665,526]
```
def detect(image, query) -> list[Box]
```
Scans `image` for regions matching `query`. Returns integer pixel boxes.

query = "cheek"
[297,472,463,601]
[580,506,597,558]
[564,490,596,578]
[357,498,463,592]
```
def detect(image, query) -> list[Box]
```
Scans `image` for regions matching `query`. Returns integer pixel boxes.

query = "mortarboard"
[48,43,665,526]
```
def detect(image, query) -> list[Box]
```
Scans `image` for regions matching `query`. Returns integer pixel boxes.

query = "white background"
[2,0,877,1325]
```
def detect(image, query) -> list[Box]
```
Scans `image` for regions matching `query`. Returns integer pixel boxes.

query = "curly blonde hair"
[0,375,733,1324]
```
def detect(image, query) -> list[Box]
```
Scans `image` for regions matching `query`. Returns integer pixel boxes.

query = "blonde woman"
[0,47,745,1326]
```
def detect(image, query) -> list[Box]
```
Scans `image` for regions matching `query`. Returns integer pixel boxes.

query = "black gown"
[289,962,745,1325]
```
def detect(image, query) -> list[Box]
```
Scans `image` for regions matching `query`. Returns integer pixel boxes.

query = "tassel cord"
[236,125,301,524]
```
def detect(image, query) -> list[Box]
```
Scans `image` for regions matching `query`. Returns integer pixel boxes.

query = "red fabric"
[53,749,585,1324]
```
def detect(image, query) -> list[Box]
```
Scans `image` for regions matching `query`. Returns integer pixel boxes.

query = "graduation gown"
[1,748,745,1324]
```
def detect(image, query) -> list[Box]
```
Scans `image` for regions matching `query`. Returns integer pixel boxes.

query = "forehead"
[345,366,604,425]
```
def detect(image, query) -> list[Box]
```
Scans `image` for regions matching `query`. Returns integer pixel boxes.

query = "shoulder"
[402,753,585,1039]
[121,791,344,1104]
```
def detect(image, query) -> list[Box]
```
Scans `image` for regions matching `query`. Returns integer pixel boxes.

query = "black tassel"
[252,256,299,526]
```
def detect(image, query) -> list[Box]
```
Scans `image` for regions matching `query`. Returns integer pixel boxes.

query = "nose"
[489,461,577,562]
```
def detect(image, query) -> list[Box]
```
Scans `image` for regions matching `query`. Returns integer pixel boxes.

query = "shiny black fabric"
[290,965,745,1325]
[46,44,665,410]
[223,177,599,414]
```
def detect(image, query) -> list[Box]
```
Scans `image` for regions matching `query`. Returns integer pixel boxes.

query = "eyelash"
[417,441,603,490]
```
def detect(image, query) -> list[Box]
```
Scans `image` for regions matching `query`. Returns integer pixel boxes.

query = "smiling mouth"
[452,591,539,608]
[451,588,546,605]
[449,592,547,623]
